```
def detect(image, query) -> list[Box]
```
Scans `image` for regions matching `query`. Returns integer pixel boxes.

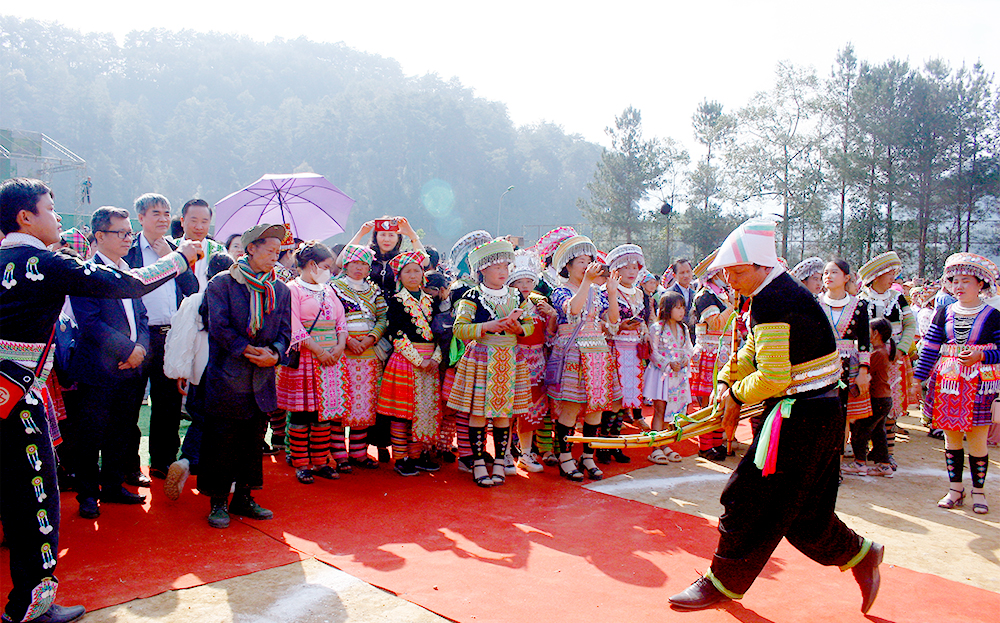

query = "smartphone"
[597,264,611,278]
[374,219,399,232]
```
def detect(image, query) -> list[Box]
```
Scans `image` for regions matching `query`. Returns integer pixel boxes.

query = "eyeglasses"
[98,229,135,240]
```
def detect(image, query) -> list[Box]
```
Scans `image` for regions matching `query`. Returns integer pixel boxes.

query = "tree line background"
[3,18,998,277]
[1,17,600,251]
[584,45,1000,277]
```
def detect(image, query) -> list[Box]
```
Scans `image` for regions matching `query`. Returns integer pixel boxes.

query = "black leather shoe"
[851,542,884,614]
[668,576,731,610]
[101,487,146,504]
[125,471,152,487]
[610,448,632,463]
[78,497,100,519]
[33,603,86,623]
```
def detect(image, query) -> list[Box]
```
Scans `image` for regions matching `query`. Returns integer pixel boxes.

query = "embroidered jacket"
[452,286,535,342]
[329,276,388,342]
[860,287,917,353]
[386,289,442,366]
[819,294,871,367]
[717,271,841,405]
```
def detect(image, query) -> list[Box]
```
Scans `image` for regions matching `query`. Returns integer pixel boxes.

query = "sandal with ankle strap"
[937,487,965,509]
[971,491,989,515]
[559,457,584,482]
[472,463,494,488]
[579,454,603,481]
[491,463,506,486]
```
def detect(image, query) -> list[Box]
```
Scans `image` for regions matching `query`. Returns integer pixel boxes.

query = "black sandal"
[579,454,604,481]
[473,463,494,488]
[491,463,506,486]
[295,468,314,484]
[559,457,584,482]
[350,456,379,469]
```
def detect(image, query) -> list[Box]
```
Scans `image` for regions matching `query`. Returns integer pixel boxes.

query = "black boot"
[229,490,273,520]
[208,496,230,529]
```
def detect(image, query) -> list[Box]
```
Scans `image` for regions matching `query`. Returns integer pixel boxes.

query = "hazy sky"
[7,0,999,157]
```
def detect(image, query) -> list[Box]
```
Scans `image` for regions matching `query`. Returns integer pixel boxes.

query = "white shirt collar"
[295,276,326,292]
[751,265,785,297]
[95,250,128,270]
[481,284,508,297]
[0,232,47,250]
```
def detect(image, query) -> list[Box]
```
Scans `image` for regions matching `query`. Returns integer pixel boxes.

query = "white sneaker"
[504,452,518,475]
[518,452,544,473]
[164,458,190,501]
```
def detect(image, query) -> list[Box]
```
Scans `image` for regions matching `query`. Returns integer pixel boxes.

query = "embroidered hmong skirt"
[838,355,873,421]
[342,348,382,428]
[612,335,645,409]
[547,323,622,412]
[377,343,441,442]
[447,334,532,418]
[276,349,350,421]
[516,342,548,425]
[690,345,718,398]
[889,356,914,417]
[924,344,999,431]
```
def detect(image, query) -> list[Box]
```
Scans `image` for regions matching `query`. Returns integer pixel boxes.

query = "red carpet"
[3,428,997,623]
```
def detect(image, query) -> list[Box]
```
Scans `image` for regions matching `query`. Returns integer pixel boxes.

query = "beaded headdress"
[552,235,598,274]
[469,239,515,274]
[858,252,902,286]
[607,244,644,271]
[449,230,493,276]
[506,248,542,286]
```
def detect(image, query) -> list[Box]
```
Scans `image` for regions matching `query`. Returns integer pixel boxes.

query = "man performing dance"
[1,178,201,623]
[668,219,884,614]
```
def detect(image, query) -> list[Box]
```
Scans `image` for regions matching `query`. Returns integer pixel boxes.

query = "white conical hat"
[707,219,779,271]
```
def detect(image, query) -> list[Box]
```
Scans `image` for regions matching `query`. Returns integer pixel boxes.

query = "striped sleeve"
[728,323,792,404]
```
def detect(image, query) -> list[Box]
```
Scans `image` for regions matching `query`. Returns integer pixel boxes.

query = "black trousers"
[199,409,265,499]
[1,396,62,622]
[850,396,890,464]
[710,394,865,595]
[70,378,143,500]
[145,328,183,470]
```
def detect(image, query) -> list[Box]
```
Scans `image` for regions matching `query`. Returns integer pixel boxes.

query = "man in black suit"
[668,257,697,337]
[200,224,291,529]
[124,193,199,481]
[67,207,151,518]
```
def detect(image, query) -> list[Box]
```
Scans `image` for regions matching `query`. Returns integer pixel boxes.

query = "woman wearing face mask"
[858,252,917,470]
[344,216,425,297]
[276,242,349,484]
[914,253,1000,514]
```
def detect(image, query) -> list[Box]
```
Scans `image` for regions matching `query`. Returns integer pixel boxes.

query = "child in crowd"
[842,318,893,478]
[642,292,690,464]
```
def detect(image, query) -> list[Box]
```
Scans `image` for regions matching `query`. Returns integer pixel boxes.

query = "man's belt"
[150,325,171,334]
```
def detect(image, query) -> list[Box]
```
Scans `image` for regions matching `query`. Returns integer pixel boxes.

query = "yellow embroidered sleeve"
[393,335,423,367]
[452,298,484,341]
[518,298,536,338]
[719,323,791,405]
[370,293,389,342]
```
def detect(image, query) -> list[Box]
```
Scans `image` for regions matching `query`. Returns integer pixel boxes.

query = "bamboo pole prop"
[724,315,739,456]
[568,402,765,449]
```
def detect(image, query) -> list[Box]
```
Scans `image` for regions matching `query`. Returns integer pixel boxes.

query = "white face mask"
[314,268,331,284]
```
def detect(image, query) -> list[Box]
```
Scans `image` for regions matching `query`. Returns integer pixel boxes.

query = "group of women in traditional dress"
[790,250,998,513]
[267,215,995,511]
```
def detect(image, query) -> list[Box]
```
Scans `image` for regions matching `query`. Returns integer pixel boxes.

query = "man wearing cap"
[668,219,884,615]
[199,224,291,529]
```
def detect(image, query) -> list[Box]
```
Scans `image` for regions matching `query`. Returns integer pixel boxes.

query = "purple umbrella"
[214,173,354,242]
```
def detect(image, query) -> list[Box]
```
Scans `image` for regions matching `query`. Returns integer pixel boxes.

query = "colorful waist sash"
[936,343,1000,396]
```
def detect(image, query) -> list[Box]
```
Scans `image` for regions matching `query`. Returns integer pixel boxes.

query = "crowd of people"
[1,175,997,622]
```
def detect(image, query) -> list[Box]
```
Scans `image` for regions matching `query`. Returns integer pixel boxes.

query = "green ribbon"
[753,397,795,473]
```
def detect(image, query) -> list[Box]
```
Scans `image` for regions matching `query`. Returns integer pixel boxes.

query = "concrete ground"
[588,408,1000,591]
